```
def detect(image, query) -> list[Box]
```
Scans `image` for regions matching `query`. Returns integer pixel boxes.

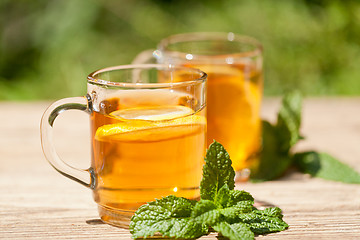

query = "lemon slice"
[95,106,206,142]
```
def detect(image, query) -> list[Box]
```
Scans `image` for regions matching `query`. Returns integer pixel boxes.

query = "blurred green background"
[1,0,360,100]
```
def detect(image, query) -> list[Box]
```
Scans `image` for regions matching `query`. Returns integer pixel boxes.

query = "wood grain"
[1,99,360,239]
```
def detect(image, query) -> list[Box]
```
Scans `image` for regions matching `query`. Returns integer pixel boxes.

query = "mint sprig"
[251,91,303,181]
[130,141,288,239]
[294,152,360,184]
[276,90,303,152]
[251,90,360,183]
[200,141,235,201]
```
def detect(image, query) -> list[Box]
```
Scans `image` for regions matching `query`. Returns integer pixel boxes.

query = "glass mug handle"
[40,94,95,189]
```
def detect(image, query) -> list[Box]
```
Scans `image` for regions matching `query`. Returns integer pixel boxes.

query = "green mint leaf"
[220,204,254,224]
[129,195,207,239]
[253,207,284,219]
[294,151,360,184]
[200,141,235,201]
[251,91,303,181]
[276,90,303,152]
[142,194,196,218]
[250,121,292,181]
[130,218,207,239]
[227,190,254,207]
[221,190,255,222]
[237,211,289,234]
[191,200,221,226]
[205,189,253,224]
[212,221,254,240]
[193,188,255,227]
[192,200,217,216]
[214,184,231,208]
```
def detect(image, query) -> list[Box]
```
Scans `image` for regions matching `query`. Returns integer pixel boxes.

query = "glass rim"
[158,32,263,60]
[87,64,207,89]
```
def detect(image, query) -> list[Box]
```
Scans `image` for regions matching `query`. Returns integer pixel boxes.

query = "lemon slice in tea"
[95,106,206,142]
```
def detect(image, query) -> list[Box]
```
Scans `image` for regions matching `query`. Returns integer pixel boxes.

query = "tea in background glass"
[41,64,207,227]
[134,33,263,180]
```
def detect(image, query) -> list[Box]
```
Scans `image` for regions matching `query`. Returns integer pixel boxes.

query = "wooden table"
[1,99,360,239]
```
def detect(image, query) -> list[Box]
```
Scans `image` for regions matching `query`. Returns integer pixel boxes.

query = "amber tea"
[150,33,264,178]
[187,63,262,173]
[91,90,206,222]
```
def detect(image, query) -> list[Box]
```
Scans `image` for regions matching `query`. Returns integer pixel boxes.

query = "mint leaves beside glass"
[251,91,360,183]
[294,152,360,184]
[130,141,288,239]
[250,91,303,181]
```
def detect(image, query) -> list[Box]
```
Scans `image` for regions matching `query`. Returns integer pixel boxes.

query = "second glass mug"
[133,32,263,180]
[40,64,207,227]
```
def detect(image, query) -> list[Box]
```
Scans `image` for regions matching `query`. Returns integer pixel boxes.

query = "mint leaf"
[192,188,254,226]
[220,204,288,235]
[250,120,292,181]
[227,190,254,207]
[276,90,303,152]
[192,200,217,217]
[221,190,255,222]
[130,218,207,239]
[253,207,284,219]
[251,91,303,181]
[130,208,206,238]
[237,211,289,234]
[213,188,255,223]
[294,151,360,184]
[220,204,254,224]
[129,195,207,239]
[212,221,254,240]
[191,200,221,226]
[200,141,235,201]
[214,184,231,208]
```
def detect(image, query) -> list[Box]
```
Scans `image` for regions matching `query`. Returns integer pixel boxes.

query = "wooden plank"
[1,99,360,239]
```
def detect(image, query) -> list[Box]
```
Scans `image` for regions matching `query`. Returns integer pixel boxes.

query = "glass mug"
[133,32,263,180]
[40,64,207,227]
